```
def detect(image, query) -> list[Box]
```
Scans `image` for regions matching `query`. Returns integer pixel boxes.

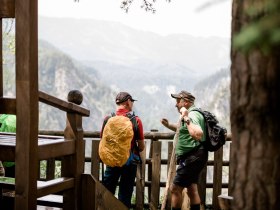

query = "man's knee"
[171,184,183,195]
[187,184,199,198]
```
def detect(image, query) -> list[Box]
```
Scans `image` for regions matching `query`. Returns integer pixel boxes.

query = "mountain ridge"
[38,16,230,76]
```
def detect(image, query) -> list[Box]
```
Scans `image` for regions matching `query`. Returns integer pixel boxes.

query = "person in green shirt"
[0,114,16,177]
[161,90,208,210]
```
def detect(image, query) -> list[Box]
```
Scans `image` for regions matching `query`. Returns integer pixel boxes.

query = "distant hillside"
[37,41,230,132]
[3,40,230,132]
[38,40,116,131]
[193,68,231,131]
[37,16,230,131]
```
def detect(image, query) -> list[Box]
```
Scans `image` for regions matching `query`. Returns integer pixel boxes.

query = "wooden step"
[37,194,63,208]
[37,177,74,198]
[1,192,63,209]
[1,177,74,199]
[37,206,62,210]
[3,191,63,206]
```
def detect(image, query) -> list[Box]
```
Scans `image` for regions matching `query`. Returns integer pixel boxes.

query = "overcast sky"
[39,0,231,38]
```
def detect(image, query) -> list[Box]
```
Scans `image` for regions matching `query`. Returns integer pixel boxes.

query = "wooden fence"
[39,130,232,210]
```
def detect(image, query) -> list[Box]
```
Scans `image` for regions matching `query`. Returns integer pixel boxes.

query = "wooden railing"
[39,130,232,210]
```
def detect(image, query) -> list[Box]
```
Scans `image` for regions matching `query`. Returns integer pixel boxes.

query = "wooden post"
[46,159,55,180]
[165,141,174,209]
[135,146,146,209]
[150,141,161,210]
[212,147,223,209]
[161,121,180,210]
[81,174,129,210]
[148,129,158,203]
[62,90,86,210]
[228,142,233,195]
[198,164,207,207]
[15,0,38,209]
[91,140,100,179]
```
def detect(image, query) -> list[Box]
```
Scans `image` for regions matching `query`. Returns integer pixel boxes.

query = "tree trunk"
[230,1,280,210]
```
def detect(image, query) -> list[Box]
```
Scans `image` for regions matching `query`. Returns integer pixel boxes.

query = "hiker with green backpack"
[99,92,145,208]
[0,114,16,177]
[160,90,208,210]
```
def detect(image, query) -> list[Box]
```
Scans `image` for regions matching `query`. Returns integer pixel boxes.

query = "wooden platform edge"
[37,177,74,198]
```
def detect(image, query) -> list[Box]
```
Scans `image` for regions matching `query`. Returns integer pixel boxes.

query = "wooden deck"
[0,134,75,161]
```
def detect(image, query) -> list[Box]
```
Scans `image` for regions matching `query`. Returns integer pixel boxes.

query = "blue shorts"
[173,147,208,188]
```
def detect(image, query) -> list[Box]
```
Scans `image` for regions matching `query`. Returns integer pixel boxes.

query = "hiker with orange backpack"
[99,92,145,208]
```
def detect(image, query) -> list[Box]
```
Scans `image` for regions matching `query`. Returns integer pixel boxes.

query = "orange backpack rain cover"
[99,115,134,167]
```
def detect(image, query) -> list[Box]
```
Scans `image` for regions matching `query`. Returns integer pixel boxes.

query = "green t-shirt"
[0,114,16,133]
[0,114,16,167]
[175,105,206,156]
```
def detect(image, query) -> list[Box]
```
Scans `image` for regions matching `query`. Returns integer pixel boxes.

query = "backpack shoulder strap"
[103,112,115,126]
[126,112,139,139]
[190,108,204,115]
[125,112,141,156]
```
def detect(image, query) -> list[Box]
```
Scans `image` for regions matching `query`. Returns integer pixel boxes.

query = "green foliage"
[39,160,61,179]
[233,0,280,53]
[2,19,15,59]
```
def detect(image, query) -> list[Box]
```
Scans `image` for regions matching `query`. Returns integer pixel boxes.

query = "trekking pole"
[161,120,181,210]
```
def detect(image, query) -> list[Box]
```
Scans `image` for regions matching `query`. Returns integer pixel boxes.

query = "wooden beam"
[0,0,15,18]
[15,0,38,209]
[37,178,75,198]
[150,141,161,210]
[38,140,75,160]
[0,98,16,114]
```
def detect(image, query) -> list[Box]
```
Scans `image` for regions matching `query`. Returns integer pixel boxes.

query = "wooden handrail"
[39,90,90,116]
[39,130,232,141]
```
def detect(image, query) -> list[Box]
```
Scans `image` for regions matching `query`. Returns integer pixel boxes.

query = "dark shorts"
[173,147,208,188]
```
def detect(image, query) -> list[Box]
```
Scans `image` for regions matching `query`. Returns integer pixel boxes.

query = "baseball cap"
[171,90,195,102]
[115,92,137,104]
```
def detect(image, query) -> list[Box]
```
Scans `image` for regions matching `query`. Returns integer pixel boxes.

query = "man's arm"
[180,107,203,141]
[136,117,145,152]
[160,118,177,132]
[182,116,203,141]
